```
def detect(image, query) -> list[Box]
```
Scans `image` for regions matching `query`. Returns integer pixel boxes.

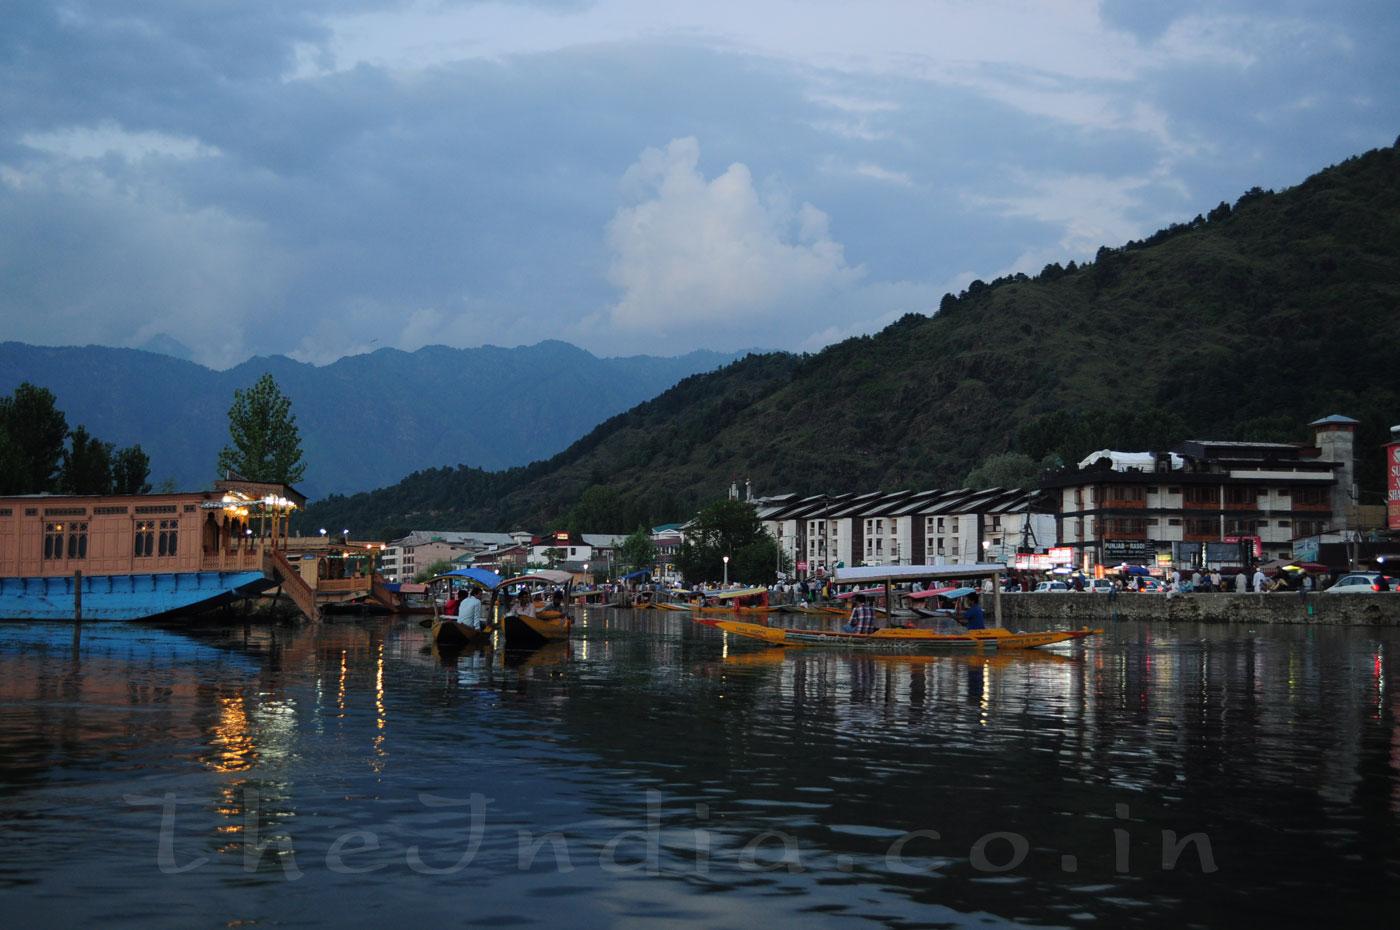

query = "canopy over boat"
[431,567,504,589]
[906,586,976,601]
[835,586,886,600]
[621,569,652,581]
[834,563,1007,585]
[499,570,572,587]
[709,586,767,600]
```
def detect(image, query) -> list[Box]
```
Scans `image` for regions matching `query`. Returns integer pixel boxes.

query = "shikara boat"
[431,618,492,648]
[688,586,776,614]
[496,571,574,647]
[699,617,1101,652]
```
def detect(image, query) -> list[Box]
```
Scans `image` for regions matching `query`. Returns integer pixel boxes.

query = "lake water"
[1,611,1396,928]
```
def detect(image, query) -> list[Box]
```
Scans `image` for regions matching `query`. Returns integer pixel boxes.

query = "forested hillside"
[303,140,1400,538]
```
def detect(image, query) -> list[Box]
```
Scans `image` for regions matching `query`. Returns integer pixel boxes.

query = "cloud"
[605,137,862,333]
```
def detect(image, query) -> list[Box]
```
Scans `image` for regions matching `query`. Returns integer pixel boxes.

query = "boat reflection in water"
[0,610,1396,929]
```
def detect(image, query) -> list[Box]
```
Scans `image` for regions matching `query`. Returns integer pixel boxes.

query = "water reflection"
[0,614,1395,927]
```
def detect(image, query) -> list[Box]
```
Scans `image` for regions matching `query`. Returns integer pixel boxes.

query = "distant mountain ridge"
[0,341,741,496]
[298,139,1400,537]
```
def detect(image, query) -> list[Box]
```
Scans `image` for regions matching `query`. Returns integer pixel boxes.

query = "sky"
[2,1,1397,369]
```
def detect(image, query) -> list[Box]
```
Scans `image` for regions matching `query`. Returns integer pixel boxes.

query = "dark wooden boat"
[501,612,571,648]
[431,618,491,647]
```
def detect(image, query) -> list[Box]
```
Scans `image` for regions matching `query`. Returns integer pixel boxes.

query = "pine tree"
[60,426,114,494]
[0,383,69,494]
[216,374,307,484]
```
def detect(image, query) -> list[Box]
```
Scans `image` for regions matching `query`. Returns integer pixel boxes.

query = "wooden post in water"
[992,569,1002,627]
[73,569,82,622]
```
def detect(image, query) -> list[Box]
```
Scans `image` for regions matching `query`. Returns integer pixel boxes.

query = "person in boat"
[443,587,462,619]
[955,592,987,630]
[549,589,566,614]
[457,586,485,629]
[515,590,536,618]
[843,593,878,634]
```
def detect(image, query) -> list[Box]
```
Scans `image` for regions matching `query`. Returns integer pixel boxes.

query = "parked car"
[1135,579,1166,593]
[1034,581,1070,593]
[1085,579,1115,593]
[1323,573,1395,594]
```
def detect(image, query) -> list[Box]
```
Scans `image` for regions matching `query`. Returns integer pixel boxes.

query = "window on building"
[1167,487,1181,495]
[1224,486,1255,506]
[1295,487,1327,506]
[1108,485,1145,503]
[936,517,945,532]
[158,519,178,557]
[1147,486,1158,494]
[43,523,65,560]
[951,518,960,533]
[66,523,88,559]
[1168,518,1182,526]
[134,522,155,557]
[1277,488,1291,497]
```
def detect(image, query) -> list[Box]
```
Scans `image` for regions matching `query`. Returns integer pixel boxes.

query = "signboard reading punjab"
[1103,540,1157,564]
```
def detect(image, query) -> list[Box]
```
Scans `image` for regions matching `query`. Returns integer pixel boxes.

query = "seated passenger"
[843,594,879,634]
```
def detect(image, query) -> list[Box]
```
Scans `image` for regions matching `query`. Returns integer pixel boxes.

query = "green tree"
[565,485,623,533]
[217,374,306,484]
[675,499,781,584]
[60,425,114,494]
[0,382,69,494]
[414,559,453,583]
[111,445,153,494]
[618,526,658,573]
[542,546,566,567]
[964,452,1040,489]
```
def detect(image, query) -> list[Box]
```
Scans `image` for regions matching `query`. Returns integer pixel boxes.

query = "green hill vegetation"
[303,139,1400,538]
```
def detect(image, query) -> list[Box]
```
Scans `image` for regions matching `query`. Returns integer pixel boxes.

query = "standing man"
[1234,570,1248,593]
[1252,566,1268,593]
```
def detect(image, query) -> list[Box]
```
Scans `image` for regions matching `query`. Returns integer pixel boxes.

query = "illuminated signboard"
[1387,442,1400,531]
[1048,546,1074,564]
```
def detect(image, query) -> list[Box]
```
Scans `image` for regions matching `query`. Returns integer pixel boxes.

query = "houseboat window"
[43,523,64,560]
[66,523,88,559]
[159,520,179,556]
[135,521,156,557]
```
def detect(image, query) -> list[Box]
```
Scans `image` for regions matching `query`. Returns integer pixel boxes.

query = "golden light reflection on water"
[337,649,347,718]
[208,693,256,774]
[372,642,386,773]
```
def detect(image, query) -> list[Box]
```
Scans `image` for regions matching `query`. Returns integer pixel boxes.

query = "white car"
[1085,579,1115,593]
[1324,573,1394,594]
[1034,581,1070,593]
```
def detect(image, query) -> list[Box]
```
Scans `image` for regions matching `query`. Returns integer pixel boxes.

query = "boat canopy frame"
[833,562,1008,627]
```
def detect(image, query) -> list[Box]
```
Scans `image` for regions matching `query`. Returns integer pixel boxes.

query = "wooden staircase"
[268,549,320,621]
[369,575,401,611]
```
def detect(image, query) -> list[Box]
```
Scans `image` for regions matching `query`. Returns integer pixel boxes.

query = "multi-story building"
[1040,415,1357,570]
[381,529,523,582]
[757,487,1055,576]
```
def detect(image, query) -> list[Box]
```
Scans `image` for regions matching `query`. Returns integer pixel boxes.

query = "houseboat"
[0,478,306,621]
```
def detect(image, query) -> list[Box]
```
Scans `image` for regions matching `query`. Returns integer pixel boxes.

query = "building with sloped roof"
[757,487,1055,578]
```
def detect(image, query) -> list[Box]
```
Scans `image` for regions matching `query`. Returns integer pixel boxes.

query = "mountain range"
[0,341,740,496]
[299,138,1400,538]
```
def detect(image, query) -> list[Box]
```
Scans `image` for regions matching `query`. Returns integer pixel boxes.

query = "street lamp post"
[982,539,991,562]
[722,554,730,587]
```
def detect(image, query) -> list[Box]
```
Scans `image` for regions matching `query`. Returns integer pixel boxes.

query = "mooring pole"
[73,569,83,622]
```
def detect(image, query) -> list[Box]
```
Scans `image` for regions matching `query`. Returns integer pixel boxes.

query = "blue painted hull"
[0,571,274,621]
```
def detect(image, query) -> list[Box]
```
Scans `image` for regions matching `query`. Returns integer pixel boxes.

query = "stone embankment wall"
[1000,592,1400,626]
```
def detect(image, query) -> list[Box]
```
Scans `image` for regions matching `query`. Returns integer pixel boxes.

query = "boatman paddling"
[955,592,987,630]
[844,593,878,634]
